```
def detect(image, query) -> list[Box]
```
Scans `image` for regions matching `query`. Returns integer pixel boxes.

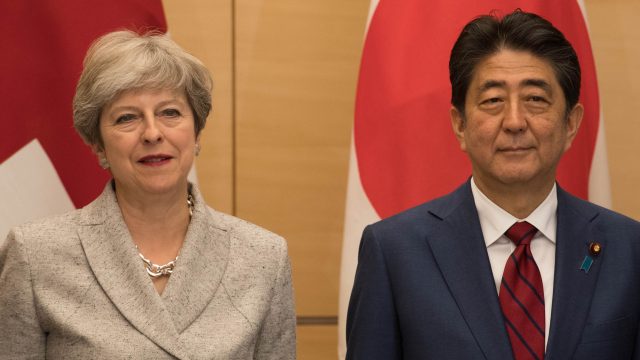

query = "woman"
[0,31,296,359]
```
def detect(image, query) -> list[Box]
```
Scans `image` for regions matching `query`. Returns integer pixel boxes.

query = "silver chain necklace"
[137,193,194,278]
[139,251,177,277]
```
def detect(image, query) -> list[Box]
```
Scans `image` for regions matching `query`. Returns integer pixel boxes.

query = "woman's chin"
[117,177,188,196]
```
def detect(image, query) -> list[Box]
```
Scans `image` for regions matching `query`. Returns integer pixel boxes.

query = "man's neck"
[472,176,556,219]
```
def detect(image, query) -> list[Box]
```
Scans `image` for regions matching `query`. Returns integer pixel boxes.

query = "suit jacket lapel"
[77,183,190,359]
[545,187,604,359]
[426,182,514,359]
[160,185,230,333]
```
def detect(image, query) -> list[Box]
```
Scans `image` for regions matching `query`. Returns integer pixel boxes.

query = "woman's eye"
[160,108,181,117]
[115,114,137,123]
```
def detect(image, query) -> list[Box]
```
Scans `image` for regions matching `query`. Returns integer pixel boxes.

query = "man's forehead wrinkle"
[478,80,506,93]
[521,79,552,92]
[475,78,553,94]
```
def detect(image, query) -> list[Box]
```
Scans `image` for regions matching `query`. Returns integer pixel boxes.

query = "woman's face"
[97,88,198,197]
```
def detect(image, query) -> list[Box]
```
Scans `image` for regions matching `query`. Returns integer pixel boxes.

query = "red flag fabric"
[355,0,599,219]
[0,0,166,209]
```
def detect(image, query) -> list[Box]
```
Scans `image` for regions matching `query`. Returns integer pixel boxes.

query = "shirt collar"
[470,177,557,247]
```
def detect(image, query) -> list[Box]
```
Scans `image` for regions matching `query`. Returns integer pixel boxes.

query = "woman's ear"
[91,145,109,169]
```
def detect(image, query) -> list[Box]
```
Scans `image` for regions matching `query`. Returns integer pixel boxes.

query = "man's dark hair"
[449,10,580,118]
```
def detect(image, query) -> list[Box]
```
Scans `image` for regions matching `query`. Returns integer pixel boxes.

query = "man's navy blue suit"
[346,180,640,359]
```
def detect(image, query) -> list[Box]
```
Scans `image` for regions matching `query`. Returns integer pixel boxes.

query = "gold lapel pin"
[589,242,602,256]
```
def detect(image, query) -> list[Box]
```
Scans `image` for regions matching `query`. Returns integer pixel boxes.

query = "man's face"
[450,49,583,193]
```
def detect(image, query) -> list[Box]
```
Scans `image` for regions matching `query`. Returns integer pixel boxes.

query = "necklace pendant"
[138,252,177,277]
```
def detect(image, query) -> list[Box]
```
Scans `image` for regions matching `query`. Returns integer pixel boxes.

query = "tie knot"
[506,221,538,246]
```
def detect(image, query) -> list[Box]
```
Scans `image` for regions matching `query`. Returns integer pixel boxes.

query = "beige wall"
[585,0,640,221]
[162,0,369,357]
[163,0,640,358]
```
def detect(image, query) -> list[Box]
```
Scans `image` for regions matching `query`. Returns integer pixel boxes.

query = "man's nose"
[503,102,528,133]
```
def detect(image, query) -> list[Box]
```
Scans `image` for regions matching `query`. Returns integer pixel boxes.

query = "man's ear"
[450,106,467,152]
[563,103,584,152]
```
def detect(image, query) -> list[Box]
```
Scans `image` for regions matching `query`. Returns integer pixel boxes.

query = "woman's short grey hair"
[73,30,212,147]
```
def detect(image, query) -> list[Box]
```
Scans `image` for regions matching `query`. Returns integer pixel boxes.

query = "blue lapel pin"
[579,256,593,273]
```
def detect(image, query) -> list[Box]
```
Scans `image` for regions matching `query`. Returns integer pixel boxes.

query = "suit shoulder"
[595,205,639,227]
[560,190,640,234]
[369,186,466,233]
[591,205,640,236]
[361,195,463,257]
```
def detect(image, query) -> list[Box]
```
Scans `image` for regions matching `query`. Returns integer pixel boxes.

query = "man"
[346,10,640,360]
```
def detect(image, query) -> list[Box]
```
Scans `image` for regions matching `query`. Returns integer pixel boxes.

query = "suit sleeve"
[254,237,296,360]
[0,228,46,358]
[346,225,402,359]
[633,325,640,360]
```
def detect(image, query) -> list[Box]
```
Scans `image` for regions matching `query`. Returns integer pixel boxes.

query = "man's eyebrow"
[478,80,505,93]
[521,78,552,92]
[476,78,553,94]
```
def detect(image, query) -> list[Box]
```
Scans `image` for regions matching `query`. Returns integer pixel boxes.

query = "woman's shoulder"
[206,207,288,256]
[207,207,284,240]
[8,209,82,242]
[3,210,84,267]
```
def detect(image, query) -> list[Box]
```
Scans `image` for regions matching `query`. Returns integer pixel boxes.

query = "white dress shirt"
[470,178,557,348]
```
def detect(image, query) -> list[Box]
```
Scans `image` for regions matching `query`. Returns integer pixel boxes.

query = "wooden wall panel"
[297,325,338,359]
[162,0,234,214]
[234,0,369,316]
[585,0,640,220]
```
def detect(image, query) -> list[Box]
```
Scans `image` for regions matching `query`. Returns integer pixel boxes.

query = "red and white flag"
[0,1,166,239]
[338,0,610,357]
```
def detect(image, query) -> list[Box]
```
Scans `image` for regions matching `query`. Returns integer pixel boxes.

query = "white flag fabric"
[338,0,610,357]
[0,140,74,238]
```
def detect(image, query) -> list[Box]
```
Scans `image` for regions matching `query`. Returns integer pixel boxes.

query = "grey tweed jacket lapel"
[161,184,231,333]
[77,183,229,359]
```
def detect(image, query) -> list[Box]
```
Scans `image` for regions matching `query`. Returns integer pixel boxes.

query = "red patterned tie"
[499,221,545,360]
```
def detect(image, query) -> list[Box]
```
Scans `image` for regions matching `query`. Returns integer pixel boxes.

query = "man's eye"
[481,97,502,105]
[528,96,547,103]
[116,114,137,123]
